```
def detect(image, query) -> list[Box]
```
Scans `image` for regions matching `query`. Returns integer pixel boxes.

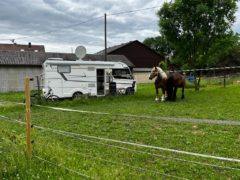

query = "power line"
[108,6,162,16]
[0,16,104,42]
[0,6,162,42]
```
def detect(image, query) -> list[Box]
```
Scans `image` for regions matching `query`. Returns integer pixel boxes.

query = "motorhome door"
[97,69,105,95]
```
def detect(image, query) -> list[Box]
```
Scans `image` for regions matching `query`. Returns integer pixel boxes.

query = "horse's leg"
[173,86,177,101]
[161,88,165,102]
[155,87,159,101]
[167,85,173,101]
[181,86,185,99]
[164,87,168,100]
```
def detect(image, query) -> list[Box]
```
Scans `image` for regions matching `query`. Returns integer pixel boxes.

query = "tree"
[143,36,172,57]
[158,0,239,69]
[206,33,240,66]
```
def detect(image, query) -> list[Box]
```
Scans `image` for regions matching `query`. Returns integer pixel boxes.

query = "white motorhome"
[41,59,136,99]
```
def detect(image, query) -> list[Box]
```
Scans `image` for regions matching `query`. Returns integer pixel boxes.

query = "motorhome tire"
[72,92,83,100]
[126,88,134,95]
[47,95,60,102]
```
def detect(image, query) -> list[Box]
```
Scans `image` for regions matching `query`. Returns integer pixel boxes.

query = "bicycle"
[44,87,60,102]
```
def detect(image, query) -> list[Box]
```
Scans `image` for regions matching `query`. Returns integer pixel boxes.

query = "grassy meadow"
[0,84,240,179]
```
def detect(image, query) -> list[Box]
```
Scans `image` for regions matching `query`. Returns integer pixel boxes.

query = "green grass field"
[0,84,240,179]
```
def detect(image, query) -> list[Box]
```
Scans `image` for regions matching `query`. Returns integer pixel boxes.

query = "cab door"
[96,69,105,95]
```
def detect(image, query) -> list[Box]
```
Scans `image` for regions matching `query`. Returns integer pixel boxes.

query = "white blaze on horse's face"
[149,67,167,80]
[149,67,158,80]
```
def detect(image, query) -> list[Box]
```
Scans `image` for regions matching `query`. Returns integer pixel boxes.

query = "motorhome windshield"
[112,68,133,79]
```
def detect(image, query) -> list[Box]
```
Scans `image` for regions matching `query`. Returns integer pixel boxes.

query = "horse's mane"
[156,67,167,80]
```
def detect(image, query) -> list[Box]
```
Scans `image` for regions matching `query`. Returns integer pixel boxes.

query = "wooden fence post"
[25,77,32,159]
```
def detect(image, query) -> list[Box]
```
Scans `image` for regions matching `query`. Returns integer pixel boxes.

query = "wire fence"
[34,142,186,179]
[171,66,240,88]
[1,111,240,179]
[0,115,187,179]
[1,74,240,179]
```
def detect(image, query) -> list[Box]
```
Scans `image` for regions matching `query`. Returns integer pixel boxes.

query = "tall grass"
[0,84,240,179]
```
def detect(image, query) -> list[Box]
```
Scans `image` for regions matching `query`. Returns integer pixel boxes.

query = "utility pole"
[104,13,107,61]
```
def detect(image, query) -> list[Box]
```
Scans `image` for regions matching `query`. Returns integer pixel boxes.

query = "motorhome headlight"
[118,88,125,94]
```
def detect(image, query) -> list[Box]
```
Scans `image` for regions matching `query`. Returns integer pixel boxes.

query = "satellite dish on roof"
[75,46,86,59]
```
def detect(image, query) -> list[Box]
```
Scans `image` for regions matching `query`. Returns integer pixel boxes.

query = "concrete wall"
[133,72,152,84]
[0,66,42,92]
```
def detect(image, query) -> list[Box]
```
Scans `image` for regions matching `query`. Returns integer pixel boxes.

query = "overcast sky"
[0,0,240,54]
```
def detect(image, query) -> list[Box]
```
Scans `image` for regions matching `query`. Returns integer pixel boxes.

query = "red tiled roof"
[0,44,45,52]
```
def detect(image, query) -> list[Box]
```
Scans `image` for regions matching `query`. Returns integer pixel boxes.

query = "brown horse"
[149,67,185,101]
[149,67,168,101]
[166,72,185,101]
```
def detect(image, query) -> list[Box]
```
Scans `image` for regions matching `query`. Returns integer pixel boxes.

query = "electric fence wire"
[0,115,25,125]
[34,104,240,126]
[0,115,186,179]
[31,123,240,163]
[1,113,240,164]
[35,139,240,172]
[36,142,187,179]
[33,155,92,179]
[2,100,240,126]
[1,115,240,173]
[2,100,240,127]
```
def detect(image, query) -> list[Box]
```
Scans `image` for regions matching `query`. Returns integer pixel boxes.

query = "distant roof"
[95,41,132,55]
[0,51,77,66]
[0,43,45,52]
[95,40,164,59]
[82,54,134,67]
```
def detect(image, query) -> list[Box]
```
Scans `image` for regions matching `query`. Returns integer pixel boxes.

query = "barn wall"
[0,66,42,92]
[110,41,164,68]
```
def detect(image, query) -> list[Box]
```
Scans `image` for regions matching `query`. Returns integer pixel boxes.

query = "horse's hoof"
[155,98,159,102]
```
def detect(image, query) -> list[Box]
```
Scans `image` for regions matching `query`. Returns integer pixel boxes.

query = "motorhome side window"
[112,69,132,79]
[57,65,71,73]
